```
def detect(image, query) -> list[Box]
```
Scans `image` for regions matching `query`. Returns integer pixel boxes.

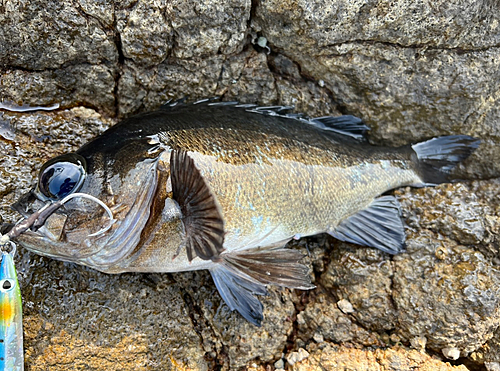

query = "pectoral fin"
[170,149,225,261]
[329,195,405,254]
[210,248,315,326]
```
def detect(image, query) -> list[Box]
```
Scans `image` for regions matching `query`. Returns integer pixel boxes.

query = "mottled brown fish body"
[10,102,480,325]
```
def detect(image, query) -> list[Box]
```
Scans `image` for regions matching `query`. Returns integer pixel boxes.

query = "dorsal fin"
[159,97,188,110]
[242,105,369,141]
[308,115,370,141]
[159,98,369,140]
[170,150,225,261]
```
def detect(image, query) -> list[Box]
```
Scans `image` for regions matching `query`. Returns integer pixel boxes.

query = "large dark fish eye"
[37,153,87,200]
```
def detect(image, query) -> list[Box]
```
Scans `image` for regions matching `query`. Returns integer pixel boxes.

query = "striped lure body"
[0,251,23,371]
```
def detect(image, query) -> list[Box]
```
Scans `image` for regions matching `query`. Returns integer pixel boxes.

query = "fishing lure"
[0,241,23,371]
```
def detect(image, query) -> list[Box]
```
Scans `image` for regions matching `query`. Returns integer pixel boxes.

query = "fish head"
[11,135,184,272]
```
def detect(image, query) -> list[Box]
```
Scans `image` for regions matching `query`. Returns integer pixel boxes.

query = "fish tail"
[411,135,480,184]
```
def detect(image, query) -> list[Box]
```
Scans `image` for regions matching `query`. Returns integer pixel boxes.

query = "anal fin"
[210,264,266,326]
[329,195,405,254]
[210,248,314,326]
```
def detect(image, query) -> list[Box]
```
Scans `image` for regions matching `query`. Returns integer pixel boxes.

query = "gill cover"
[87,161,160,268]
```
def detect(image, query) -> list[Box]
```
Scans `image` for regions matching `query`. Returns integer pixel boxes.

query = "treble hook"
[0,236,16,257]
[6,192,116,241]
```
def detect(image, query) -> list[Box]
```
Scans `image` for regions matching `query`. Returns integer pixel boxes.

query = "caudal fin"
[411,135,480,184]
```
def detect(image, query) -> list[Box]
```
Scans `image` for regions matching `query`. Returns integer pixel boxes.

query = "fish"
[7,100,480,325]
[0,246,23,371]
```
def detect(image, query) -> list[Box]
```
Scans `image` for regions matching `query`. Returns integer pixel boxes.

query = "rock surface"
[290,343,470,371]
[1,0,500,370]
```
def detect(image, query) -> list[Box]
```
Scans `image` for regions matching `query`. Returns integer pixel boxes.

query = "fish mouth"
[9,200,104,262]
[8,190,115,260]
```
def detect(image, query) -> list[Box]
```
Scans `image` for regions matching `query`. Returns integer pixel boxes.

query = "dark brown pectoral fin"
[210,249,315,326]
[170,149,225,261]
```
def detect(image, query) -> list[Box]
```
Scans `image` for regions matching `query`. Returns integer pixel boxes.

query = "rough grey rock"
[165,0,250,59]
[393,237,500,356]
[171,270,296,368]
[116,0,252,116]
[0,0,117,69]
[21,255,209,370]
[0,66,117,115]
[285,348,309,366]
[471,326,500,365]
[320,246,398,332]
[253,0,500,50]
[297,290,382,346]
[117,0,173,67]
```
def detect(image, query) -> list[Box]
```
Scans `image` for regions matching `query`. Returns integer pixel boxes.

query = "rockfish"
[8,100,479,325]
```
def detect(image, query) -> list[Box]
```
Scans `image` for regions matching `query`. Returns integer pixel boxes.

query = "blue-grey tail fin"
[411,135,480,184]
[209,249,314,326]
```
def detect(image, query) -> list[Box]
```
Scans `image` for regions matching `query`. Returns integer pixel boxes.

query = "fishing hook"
[5,192,116,241]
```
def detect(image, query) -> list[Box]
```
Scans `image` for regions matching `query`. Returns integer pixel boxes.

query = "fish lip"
[9,191,107,261]
[15,229,84,263]
[18,225,113,263]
